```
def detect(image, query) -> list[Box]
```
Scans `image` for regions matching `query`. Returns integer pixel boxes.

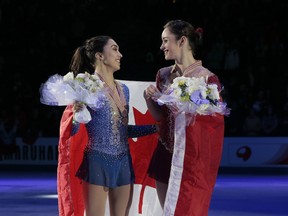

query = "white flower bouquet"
[40,72,105,123]
[157,76,230,116]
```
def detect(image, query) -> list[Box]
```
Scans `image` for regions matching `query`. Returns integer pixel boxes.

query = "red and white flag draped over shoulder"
[158,71,230,216]
[163,113,224,216]
[58,105,86,216]
[57,80,161,216]
[57,80,225,216]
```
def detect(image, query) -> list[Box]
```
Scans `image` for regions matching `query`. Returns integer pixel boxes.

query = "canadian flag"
[120,80,163,216]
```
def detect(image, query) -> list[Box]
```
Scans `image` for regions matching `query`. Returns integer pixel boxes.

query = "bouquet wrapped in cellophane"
[156,76,230,122]
[40,72,105,123]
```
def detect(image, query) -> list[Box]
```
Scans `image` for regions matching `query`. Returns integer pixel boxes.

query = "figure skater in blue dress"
[57,35,157,216]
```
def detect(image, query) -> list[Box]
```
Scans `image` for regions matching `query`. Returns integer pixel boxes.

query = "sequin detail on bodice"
[84,83,130,159]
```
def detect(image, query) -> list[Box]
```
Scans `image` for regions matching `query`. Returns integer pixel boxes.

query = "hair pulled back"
[164,20,203,59]
[69,35,112,76]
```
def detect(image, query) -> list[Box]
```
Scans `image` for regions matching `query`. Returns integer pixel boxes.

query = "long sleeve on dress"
[128,124,157,138]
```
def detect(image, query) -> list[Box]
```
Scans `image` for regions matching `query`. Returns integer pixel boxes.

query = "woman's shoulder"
[191,65,218,79]
[158,65,174,74]
[118,81,128,88]
[156,65,174,80]
[188,66,221,89]
[117,81,129,94]
[203,68,222,90]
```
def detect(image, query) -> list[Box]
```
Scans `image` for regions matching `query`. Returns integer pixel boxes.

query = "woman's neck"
[182,57,197,72]
[176,54,196,73]
[95,70,116,92]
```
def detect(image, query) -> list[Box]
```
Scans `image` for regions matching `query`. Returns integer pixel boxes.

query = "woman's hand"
[73,101,85,113]
[144,85,161,101]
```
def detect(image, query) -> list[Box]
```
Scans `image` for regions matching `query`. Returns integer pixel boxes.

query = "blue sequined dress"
[73,81,156,188]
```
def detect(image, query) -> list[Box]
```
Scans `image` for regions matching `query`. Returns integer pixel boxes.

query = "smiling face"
[102,39,123,72]
[160,28,181,61]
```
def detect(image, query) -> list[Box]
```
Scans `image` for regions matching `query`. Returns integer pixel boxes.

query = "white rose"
[199,85,208,98]
[91,74,98,80]
[207,84,220,100]
[171,76,188,88]
[85,79,94,87]
[96,80,104,88]
[172,88,182,97]
[75,73,86,79]
[63,72,74,82]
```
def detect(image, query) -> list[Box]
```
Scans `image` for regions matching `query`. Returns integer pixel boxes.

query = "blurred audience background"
[0,0,286,141]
